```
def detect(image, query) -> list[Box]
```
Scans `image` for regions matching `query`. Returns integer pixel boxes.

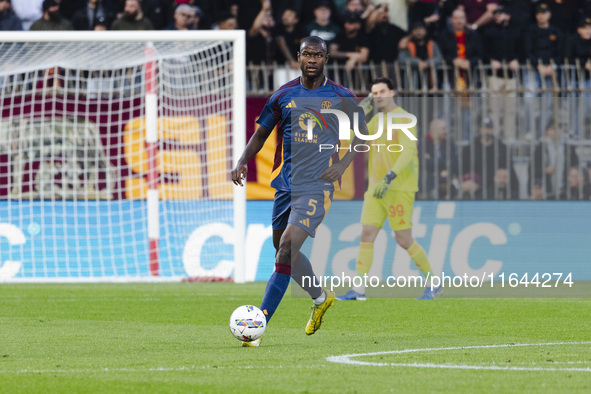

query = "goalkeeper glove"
[373,171,396,199]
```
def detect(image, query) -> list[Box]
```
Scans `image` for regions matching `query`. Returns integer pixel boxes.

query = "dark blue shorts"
[271,189,333,237]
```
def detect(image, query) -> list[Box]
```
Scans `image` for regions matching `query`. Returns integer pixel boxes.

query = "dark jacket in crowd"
[0,9,23,30]
[482,21,523,63]
[525,24,564,66]
[437,28,483,68]
[71,2,116,30]
[566,34,591,65]
[369,22,407,62]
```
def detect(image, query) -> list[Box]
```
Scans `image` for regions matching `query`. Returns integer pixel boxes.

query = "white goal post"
[0,31,246,283]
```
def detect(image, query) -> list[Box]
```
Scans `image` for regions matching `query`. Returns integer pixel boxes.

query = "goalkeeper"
[337,77,442,301]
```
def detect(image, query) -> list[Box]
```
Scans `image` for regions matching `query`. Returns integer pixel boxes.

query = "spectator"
[490,167,518,199]
[12,0,43,30]
[93,14,107,29]
[188,5,202,29]
[30,0,73,30]
[110,0,153,30]
[460,172,483,199]
[499,0,532,33]
[164,3,193,30]
[419,118,459,199]
[547,0,579,35]
[275,7,306,67]
[561,166,591,200]
[299,0,338,26]
[438,7,482,89]
[582,0,591,17]
[482,6,521,72]
[160,0,208,29]
[482,5,522,139]
[461,116,510,198]
[246,0,275,65]
[237,0,269,32]
[305,1,341,47]
[524,3,563,135]
[344,0,364,17]
[398,21,443,88]
[343,0,373,23]
[214,11,238,30]
[59,0,86,20]
[72,0,115,30]
[566,16,591,137]
[274,7,307,87]
[0,0,23,30]
[525,3,563,84]
[408,0,440,27]
[269,0,295,24]
[566,16,591,81]
[458,0,498,31]
[329,12,369,71]
[533,120,579,199]
[366,2,406,63]
[140,0,164,29]
[378,0,410,31]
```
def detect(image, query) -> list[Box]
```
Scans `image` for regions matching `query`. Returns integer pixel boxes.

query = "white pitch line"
[326,341,591,372]
[0,364,319,375]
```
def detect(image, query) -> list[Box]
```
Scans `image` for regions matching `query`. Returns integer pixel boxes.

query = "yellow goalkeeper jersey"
[367,106,419,192]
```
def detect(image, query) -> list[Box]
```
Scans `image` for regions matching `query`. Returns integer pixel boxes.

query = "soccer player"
[231,36,367,347]
[337,77,442,301]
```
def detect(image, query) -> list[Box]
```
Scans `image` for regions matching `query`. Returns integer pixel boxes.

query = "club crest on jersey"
[321,100,332,110]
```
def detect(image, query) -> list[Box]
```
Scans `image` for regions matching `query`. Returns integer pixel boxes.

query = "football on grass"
[229,305,266,342]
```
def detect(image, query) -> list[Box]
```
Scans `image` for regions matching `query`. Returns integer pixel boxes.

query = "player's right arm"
[231,125,273,187]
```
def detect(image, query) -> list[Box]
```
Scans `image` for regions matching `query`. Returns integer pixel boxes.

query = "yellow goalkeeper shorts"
[360,189,414,231]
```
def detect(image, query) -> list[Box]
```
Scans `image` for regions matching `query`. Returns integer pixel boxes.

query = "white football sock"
[313,290,326,305]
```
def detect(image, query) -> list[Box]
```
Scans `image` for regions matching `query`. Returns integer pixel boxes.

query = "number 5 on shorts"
[306,199,318,215]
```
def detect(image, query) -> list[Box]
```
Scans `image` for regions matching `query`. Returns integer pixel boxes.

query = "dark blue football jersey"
[256,76,364,192]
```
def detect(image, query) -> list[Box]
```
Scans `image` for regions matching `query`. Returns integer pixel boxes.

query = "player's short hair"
[371,77,395,91]
[299,36,328,53]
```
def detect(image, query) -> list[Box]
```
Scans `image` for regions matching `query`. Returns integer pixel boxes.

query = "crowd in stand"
[418,115,590,201]
[1,1,590,70]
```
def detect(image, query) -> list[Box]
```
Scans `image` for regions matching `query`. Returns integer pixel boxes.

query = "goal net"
[0,31,246,282]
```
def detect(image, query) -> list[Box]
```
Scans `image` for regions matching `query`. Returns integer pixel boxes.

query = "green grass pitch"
[1,283,589,393]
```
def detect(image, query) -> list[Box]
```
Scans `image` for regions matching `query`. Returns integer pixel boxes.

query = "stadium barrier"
[2,200,589,284]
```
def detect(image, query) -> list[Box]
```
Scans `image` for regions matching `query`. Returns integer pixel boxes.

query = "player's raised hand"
[231,164,248,186]
[319,161,346,182]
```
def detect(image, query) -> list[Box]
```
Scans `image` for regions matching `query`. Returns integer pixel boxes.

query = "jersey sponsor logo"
[285,99,297,109]
[299,112,319,132]
[299,218,310,227]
